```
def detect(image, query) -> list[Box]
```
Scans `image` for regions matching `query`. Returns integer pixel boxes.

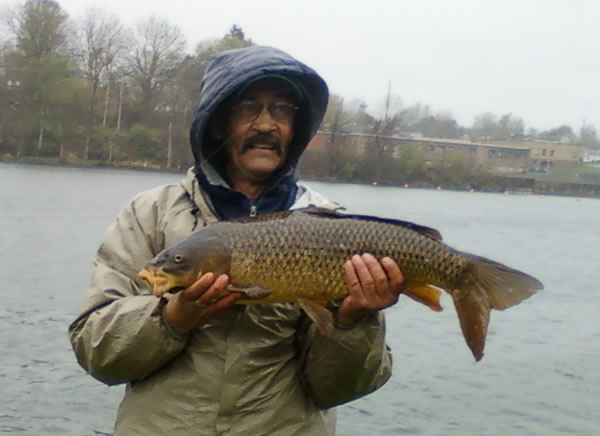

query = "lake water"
[1,162,598,436]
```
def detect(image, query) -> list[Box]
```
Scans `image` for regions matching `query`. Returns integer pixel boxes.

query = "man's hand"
[336,254,404,327]
[163,273,242,335]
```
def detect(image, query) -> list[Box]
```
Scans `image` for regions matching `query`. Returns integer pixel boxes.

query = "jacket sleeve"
[297,311,393,409]
[68,192,189,385]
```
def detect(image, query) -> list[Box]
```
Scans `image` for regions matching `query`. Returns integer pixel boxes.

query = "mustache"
[243,134,281,151]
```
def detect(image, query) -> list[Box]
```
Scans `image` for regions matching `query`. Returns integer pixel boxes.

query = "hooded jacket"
[190,45,329,219]
[69,46,393,436]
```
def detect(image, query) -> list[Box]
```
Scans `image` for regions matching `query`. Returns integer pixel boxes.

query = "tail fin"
[453,257,543,361]
[471,257,543,310]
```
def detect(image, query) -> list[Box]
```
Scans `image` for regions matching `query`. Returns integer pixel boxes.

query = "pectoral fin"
[230,284,272,301]
[298,299,334,336]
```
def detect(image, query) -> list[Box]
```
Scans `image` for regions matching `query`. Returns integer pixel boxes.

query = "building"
[307,132,585,173]
[583,148,600,164]
[488,140,585,171]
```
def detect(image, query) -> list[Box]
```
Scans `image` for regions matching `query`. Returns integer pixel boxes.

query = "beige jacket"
[69,169,393,436]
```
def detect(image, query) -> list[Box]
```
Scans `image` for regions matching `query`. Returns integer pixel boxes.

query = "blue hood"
[188,45,329,219]
[190,45,329,185]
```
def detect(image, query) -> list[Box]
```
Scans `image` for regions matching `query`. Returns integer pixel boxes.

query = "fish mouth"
[138,267,173,297]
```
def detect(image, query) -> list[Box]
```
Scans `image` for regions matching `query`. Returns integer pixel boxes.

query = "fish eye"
[174,254,184,263]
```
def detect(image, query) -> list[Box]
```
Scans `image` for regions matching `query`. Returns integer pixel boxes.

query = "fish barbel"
[138,208,543,361]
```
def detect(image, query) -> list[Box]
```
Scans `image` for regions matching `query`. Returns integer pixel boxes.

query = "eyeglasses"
[231,100,298,123]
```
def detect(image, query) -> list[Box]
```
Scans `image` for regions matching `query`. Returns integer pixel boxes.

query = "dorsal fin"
[298,207,443,241]
[221,207,443,241]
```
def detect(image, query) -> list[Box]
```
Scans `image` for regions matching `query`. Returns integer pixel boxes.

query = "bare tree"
[78,7,125,159]
[128,16,185,124]
[372,81,402,181]
[495,113,524,141]
[471,112,525,142]
[471,112,497,141]
[506,115,525,140]
[580,122,598,148]
[3,0,68,58]
[324,95,348,177]
[412,112,460,139]
[2,0,69,153]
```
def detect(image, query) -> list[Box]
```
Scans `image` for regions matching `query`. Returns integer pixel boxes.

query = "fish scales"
[214,211,468,301]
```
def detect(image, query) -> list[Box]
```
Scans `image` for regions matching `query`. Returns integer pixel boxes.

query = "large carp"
[138,208,543,361]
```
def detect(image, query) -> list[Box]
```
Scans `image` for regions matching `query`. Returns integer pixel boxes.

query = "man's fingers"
[344,259,359,291]
[193,291,242,329]
[204,291,242,313]
[165,273,237,334]
[360,253,390,300]
[181,272,216,301]
[382,257,404,295]
[338,255,405,326]
[345,256,369,304]
[351,254,376,295]
[348,254,405,305]
[193,274,229,307]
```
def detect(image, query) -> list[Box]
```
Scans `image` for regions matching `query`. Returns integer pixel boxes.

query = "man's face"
[221,78,296,184]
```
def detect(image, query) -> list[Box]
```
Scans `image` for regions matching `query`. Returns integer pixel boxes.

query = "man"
[69,45,404,435]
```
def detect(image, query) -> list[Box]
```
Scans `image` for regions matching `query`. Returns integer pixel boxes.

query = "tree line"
[0,0,253,169]
[0,0,596,187]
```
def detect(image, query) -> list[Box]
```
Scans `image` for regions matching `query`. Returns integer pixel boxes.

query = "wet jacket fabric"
[69,46,393,436]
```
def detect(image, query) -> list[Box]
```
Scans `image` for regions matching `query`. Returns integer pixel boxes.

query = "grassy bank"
[530,165,600,184]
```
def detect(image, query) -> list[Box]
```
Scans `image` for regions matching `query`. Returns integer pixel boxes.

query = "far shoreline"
[2,156,600,199]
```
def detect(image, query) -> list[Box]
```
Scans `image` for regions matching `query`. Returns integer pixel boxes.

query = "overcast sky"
[34,0,600,131]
